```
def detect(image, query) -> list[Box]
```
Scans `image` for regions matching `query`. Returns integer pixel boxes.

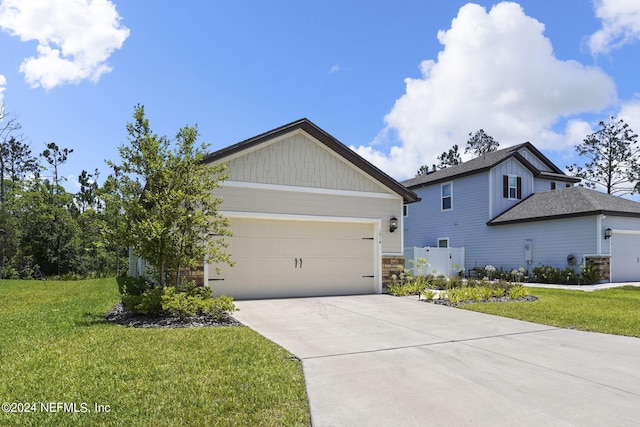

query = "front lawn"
[0,279,310,426]
[461,286,640,338]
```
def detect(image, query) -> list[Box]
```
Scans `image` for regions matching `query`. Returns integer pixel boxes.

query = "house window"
[441,182,452,210]
[403,204,408,217]
[551,182,556,190]
[437,238,449,248]
[503,175,522,199]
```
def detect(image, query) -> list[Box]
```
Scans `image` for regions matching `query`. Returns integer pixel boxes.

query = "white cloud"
[619,96,640,136]
[588,0,640,55]
[352,2,617,179]
[0,74,6,109]
[0,0,130,90]
[329,64,341,74]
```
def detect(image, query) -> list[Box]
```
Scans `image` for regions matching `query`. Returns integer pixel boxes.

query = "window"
[441,182,452,210]
[437,238,449,248]
[403,204,408,217]
[503,175,521,199]
[551,182,556,190]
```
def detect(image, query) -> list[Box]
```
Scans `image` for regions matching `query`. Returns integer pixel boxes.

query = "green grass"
[0,279,310,426]
[461,286,640,338]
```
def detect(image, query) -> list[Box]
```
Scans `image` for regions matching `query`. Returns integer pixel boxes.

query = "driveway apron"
[233,294,640,426]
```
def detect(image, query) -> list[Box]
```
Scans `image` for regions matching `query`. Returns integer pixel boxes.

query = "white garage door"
[207,217,378,299]
[611,232,640,282]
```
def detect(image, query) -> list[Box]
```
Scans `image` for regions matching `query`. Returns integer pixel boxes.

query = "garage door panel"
[208,218,377,299]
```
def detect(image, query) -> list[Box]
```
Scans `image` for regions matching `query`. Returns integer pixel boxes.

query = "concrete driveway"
[233,295,640,426]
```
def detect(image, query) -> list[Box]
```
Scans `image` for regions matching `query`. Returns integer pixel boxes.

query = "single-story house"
[402,142,640,282]
[201,119,418,299]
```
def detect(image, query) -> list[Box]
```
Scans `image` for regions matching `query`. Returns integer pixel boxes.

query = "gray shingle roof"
[488,186,640,225]
[402,142,579,188]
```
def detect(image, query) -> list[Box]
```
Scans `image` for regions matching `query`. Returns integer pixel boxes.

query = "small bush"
[508,285,530,299]
[533,264,600,285]
[122,286,164,315]
[479,286,494,300]
[118,277,236,318]
[421,289,436,301]
[117,276,152,296]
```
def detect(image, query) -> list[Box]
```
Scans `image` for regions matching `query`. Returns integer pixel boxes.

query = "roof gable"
[488,186,640,225]
[402,142,578,189]
[204,118,419,203]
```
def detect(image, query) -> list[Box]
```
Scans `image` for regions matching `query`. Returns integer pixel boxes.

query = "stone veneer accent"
[181,257,407,289]
[382,256,405,286]
[585,256,610,282]
[178,263,205,286]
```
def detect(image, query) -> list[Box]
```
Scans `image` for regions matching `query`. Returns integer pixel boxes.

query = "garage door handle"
[295,258,297,269]
[300,258,302,268]
[294,258,303,268]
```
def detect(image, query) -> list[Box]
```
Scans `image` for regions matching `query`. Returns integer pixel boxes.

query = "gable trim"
[223,180,403,200]
[204,118,419,204]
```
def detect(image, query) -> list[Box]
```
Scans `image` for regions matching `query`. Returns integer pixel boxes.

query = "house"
[201,119,419,299]
[402,142,640,282]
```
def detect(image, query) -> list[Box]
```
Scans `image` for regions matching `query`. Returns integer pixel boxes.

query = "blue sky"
[1,0,639,190]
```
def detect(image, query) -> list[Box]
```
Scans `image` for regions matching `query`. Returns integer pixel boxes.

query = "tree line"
[0,110,124,279]
[0,104,231,281]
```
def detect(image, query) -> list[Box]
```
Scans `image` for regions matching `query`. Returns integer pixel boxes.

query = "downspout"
[596,214,602,256]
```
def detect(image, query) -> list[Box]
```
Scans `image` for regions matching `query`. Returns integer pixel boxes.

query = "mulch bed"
[426,295,538,307]
[105,302,243,328]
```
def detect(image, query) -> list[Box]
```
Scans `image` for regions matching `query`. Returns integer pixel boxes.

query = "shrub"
[479,286,494,300]
[122,287,164,315]
[119,277,237,318]
[421,289,436,301]
[117,276,152,296]
[532,264,600,285]
[201,295,237,320]
[508,285,530,299]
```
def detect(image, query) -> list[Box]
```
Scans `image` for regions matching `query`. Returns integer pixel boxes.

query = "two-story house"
[402,142,640,282]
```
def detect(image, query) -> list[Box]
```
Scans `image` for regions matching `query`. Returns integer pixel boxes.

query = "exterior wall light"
[390,217,398,233]
[604,228,613,239]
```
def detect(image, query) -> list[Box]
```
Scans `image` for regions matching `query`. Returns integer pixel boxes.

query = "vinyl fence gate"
[404,247,465,278]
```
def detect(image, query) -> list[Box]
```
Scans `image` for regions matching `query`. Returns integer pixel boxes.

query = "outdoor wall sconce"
[604,228,613,239]
[390,217,398,233]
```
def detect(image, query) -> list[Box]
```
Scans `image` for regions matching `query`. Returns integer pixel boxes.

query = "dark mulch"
[428,295,538,307]
[105,302,243,328]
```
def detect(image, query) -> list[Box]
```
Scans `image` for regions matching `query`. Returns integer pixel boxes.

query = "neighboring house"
[201,119,418,299]
[402,142,640,282]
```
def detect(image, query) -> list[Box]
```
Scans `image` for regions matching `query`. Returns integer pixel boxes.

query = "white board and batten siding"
[206,129,405,299]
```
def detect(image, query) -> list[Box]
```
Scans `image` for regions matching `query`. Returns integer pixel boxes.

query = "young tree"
[567,117,639,196]
[110,104,232,286]
[465,129,499,157]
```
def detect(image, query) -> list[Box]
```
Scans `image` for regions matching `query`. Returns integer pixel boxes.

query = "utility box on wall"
[524,240,533,264]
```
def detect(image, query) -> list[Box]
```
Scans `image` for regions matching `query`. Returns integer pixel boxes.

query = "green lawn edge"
[460,286,640,338]
[0,279,310,427]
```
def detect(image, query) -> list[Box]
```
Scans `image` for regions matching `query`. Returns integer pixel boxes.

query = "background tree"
[465,129,499,157]
[415,164,430,177]
[434,144,462,170]
[109,104,232,286]
[567,117,639,196]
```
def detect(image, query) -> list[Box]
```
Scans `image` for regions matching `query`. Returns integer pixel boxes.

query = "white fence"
[404,247,465,277]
